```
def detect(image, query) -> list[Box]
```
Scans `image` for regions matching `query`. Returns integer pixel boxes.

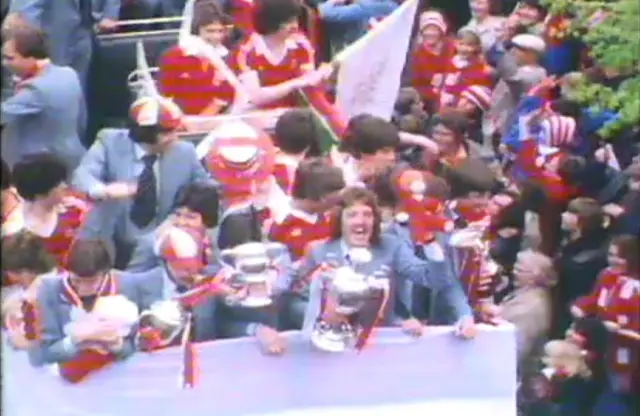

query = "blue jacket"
[292,235,472,333]
[318,0,397,54]
[542,39,583,77]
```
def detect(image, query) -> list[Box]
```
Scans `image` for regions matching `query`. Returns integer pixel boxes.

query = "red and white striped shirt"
[269,206,334,260]
[232,33,315,109]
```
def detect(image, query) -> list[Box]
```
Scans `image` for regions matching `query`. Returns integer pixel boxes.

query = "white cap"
[419,11,447,33]
[511,34,546,54]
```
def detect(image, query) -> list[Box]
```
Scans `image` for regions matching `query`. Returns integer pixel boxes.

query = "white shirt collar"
[250,33,299,65]
[133,143,148,161]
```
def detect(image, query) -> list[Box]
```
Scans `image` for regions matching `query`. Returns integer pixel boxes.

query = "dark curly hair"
[253,0,301,35]
[12,153,68,201]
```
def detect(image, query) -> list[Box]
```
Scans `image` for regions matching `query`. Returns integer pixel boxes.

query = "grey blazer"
[72,128,214,247]
[1,63,86,170]
[36,270,146,365]
[10,0,120,85]
[137,266,219,343]
[293,235,473,332]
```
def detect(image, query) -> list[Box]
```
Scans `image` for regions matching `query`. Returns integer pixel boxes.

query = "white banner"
[335,0,419,121]
[3,325,517,416]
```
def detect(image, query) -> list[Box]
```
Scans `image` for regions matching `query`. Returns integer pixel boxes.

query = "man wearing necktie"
[9,0,120,91]
[72,92,215,268]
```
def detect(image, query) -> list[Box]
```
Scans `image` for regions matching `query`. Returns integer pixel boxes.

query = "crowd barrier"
[4,324,517,416]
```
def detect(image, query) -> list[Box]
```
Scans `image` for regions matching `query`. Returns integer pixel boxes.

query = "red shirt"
[272,153,300,195]
[3,195,90,267]
[514,140,578,204]
[409,39,457,105]
[574,268,640,391]
[233,33,315,109]
[269,207,333,260]
[439,55,494,108]
[158,45,235,115]
[231,0,255,35]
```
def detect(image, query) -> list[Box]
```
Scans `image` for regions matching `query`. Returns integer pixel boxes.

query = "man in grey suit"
[1,23,86,170]
[134,226,223,345]
[72,94,214,267]
[9,0,120,89]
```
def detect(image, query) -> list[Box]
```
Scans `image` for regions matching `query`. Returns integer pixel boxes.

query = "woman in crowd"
[482,249,556,371]
[461,0,505,52]
[572,235,640,415]
[409,10,455,112]
[553,197,609,338]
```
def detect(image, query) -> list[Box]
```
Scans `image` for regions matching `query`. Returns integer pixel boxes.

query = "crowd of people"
[1,0,639,415]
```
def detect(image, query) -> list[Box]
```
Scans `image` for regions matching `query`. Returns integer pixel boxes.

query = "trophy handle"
[219,249,236,269]
[137,310,154,324]
[265,242,287,261]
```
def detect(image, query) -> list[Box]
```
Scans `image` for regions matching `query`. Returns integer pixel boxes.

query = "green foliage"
[542,0,640,138]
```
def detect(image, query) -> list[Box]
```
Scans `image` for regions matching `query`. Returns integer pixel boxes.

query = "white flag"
[335,0,419,121]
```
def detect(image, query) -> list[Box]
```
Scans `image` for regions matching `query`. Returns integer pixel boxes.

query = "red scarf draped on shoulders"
[58,273,120,384]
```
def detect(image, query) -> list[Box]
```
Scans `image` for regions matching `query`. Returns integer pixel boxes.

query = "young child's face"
[455,37,479,58]
[421,25,444,47]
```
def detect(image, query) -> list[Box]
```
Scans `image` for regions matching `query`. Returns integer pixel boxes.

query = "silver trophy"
[137,300,188,348]
[311,248,386,353]
[449,225,500,277]
[220,242,286,308]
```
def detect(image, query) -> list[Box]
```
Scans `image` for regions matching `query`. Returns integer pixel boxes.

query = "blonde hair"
[516,249,557,287]
[542,340,591,379]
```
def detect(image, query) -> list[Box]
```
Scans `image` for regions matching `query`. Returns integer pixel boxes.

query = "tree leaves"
[541,0,640,138]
